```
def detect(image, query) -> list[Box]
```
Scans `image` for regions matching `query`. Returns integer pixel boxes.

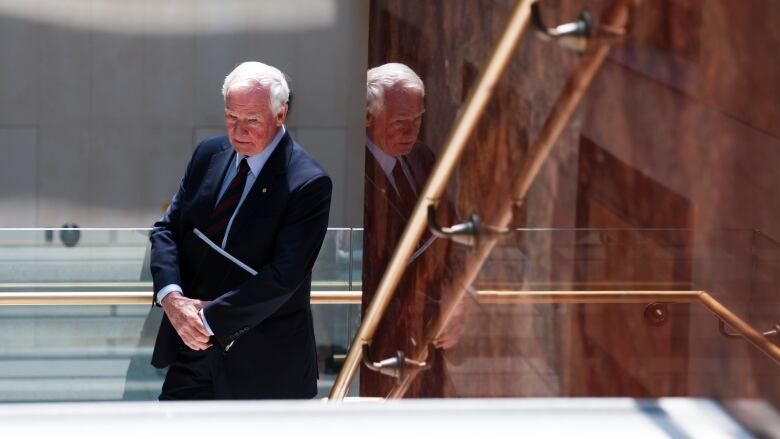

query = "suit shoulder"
[192,135,230,161]
[410,141,436,163]
[289,141,330,182]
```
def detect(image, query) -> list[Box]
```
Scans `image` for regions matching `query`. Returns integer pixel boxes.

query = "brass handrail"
[477,290,780,366]
[5,289,775,369]
[386,0,639,399]
[0,280,359,291]
[385,290,780,399]
[0,291,363,306]
[476,290,701,304]
[379,289,780,398]
[328,0,537,400]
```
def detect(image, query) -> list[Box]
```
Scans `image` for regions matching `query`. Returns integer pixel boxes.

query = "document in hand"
[180,228,257,301]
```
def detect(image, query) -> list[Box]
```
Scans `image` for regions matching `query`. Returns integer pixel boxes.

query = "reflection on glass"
[0,228,361,402]
[356,0,780,434]
[380,228,780,402]
[362,63,449,397]
[364,62,433,231]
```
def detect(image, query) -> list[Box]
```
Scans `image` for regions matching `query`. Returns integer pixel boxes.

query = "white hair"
[222,61,290,116]
[366,63,425,116]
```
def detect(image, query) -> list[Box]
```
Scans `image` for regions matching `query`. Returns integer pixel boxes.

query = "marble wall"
[362,0,780,404]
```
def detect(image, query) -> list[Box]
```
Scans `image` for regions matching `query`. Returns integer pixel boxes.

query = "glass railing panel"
[0,228,363,291]
[0,228,362,401]
[0,304,161,402]
[313,228,351,292]
[471,228,777,331]
[312,228,363,397]
[371,228,780,405]
[356,0,780,433]
[359,151,471,397]
[0,229,151,288]
[312,301,361,397]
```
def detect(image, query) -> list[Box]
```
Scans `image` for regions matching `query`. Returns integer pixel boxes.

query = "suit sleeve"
[203,174,332,347]
[149,149,197,304]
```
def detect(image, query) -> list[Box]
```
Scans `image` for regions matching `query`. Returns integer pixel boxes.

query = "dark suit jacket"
[362,140,436,300]
[361,141,453,397]
[150,132,331,399]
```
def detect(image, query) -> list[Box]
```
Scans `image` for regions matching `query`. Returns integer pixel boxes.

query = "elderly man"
[361,63,445,396]
[362,63,473,398]
[150,61,331,400]
[364,63,436,262]
[363,63,434,303]
[365,63,430,221]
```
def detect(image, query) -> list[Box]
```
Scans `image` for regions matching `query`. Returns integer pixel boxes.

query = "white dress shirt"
[157,126,287,335]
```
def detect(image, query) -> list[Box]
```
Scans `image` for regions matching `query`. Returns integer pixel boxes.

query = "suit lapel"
[194,142,234,229]
[365,148,410,221]
[226,132,292,242]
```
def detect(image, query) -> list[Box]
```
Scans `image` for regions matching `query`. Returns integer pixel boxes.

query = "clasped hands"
[433,294,473,350]
[161,292,212,351]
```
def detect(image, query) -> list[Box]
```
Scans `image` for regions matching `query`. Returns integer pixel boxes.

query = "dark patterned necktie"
[206,158,250,245]
[392,157,418,219]
[392,156,433,256]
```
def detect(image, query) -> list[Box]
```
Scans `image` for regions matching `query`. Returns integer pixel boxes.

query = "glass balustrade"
[0,228,362,402]
[356,226,780,418]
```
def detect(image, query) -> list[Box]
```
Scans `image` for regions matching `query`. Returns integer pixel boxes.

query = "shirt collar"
[366,137,397,178]
[235,125,286,177]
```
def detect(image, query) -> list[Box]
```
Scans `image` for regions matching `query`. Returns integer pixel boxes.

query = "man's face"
[224,86,287,156]
[366,87,424,157]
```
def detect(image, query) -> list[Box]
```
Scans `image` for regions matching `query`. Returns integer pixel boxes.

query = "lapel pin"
[262,188,267,193]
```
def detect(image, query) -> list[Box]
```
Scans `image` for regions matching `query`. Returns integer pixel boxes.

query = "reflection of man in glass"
[363,63,435,302]
[365,63,432,223]
[362,63,448,397]
[366,63,425,158]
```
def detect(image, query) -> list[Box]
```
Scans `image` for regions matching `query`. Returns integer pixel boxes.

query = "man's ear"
[275,104,288,127]
[365,112,374,127]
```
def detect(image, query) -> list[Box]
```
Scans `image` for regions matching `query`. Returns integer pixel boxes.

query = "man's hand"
[161,292,212,351]
[433,296,473,350]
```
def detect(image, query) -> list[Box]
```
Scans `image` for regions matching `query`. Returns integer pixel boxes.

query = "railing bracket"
[362,344,433,383]
[720,320,780,343]
[531,2,592,50]
[428,204,508,248]
[644,302,669,327]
